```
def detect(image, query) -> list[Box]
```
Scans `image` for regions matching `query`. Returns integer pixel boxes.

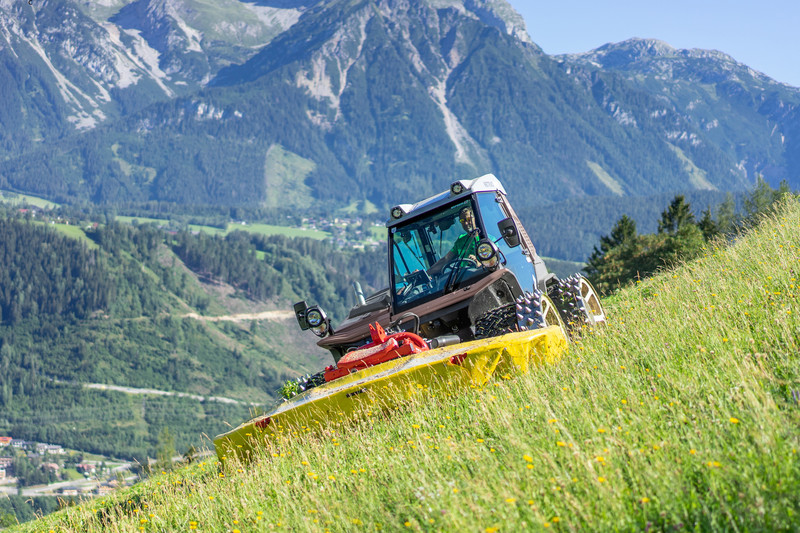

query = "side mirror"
[294,301,310,330]
[497,217,520,248]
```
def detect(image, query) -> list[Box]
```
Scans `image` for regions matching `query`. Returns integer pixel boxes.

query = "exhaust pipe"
[353,281,366,306]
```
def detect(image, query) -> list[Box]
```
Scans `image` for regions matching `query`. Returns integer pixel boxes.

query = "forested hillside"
[0,218,109,323]
[0,209,384,460]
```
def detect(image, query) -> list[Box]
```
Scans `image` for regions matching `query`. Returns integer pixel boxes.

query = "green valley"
[0,207,385,465]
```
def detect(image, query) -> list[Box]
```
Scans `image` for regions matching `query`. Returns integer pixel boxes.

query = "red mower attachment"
[324,322,429,382]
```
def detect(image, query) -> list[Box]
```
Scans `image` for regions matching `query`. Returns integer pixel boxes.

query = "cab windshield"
[390,198,488,310]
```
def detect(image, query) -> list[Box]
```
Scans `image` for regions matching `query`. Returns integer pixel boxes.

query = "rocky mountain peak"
[560,38,678,68]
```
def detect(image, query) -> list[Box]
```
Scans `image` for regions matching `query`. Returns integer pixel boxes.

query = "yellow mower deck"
[214,326,567,463]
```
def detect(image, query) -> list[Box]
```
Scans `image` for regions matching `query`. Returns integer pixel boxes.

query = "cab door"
[474,192,538,294]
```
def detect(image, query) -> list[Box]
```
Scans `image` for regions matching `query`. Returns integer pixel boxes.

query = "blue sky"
[508,0,800,87]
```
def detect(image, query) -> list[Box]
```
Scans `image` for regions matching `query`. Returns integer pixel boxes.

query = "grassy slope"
[0,190,60,209]
[113,216,330,240]
[15,199,800,532]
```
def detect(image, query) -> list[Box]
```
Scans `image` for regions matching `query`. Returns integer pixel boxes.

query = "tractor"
[292,174,605,391]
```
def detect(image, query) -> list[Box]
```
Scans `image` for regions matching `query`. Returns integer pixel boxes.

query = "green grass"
[340,199,380,216]
[263,144,317,210]
[369,224,385,241]
[31,222,100,250]
[232,223,329,240]
[0,189,59,209]
[113,216,330,240]
[60,468,86,482]
[115,216,171,226]
[13,199,800,532]
[52,224,99,249]
[188,222,330,240]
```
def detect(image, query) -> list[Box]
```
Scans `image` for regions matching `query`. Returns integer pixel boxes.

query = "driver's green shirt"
[452,232,478,258]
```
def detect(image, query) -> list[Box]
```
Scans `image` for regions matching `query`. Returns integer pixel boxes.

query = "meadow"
[0,190,60,209]
[113,216,329,241]
[13,199,799,532]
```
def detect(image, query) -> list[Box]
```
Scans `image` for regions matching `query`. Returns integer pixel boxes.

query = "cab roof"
[386,174,506,228]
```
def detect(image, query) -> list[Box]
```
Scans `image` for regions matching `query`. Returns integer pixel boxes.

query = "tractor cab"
[295,174,604,365]
[389,177,541,313]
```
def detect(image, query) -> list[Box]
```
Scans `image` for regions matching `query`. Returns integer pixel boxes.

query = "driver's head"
[459,206,475,231]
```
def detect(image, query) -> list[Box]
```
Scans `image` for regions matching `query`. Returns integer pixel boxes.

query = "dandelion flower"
[729,417,740,424]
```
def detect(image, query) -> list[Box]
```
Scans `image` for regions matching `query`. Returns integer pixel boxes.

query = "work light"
[450,182,465,195]
[476,240,499,270]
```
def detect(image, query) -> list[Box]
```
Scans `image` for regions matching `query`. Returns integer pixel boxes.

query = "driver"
[428,206,479,275]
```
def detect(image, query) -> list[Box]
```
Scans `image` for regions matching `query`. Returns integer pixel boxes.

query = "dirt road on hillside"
[81,383,259,405]
[181,310,294,322]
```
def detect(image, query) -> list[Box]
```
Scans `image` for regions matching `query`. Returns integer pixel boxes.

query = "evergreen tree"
[585,215,637,278]
[155,427,176,473]
[658,195,695,235]
[587,196,707,293]
[601,215,637,250]
[744,175,777,219]
[743,177,793,223]
[715,193,736,235]
[698,207,718,241]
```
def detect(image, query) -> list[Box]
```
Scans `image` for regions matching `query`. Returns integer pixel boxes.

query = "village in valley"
[10,197,384,253]
[0,436,136,497]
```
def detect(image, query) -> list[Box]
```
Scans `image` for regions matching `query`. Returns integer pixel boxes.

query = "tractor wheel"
[474,290,567,340]
[549,274,606,335]
[474,303,516,339]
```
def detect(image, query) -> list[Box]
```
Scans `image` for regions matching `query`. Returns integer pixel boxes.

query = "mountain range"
[1,0,797,214]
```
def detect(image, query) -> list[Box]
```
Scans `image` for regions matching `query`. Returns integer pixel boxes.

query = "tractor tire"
[549,274,606,335]
[474,291,567,340]
[474,303,516,339]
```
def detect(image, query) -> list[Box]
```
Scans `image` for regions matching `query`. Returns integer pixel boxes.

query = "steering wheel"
[400,269,432,296]
[441,256,480,274]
